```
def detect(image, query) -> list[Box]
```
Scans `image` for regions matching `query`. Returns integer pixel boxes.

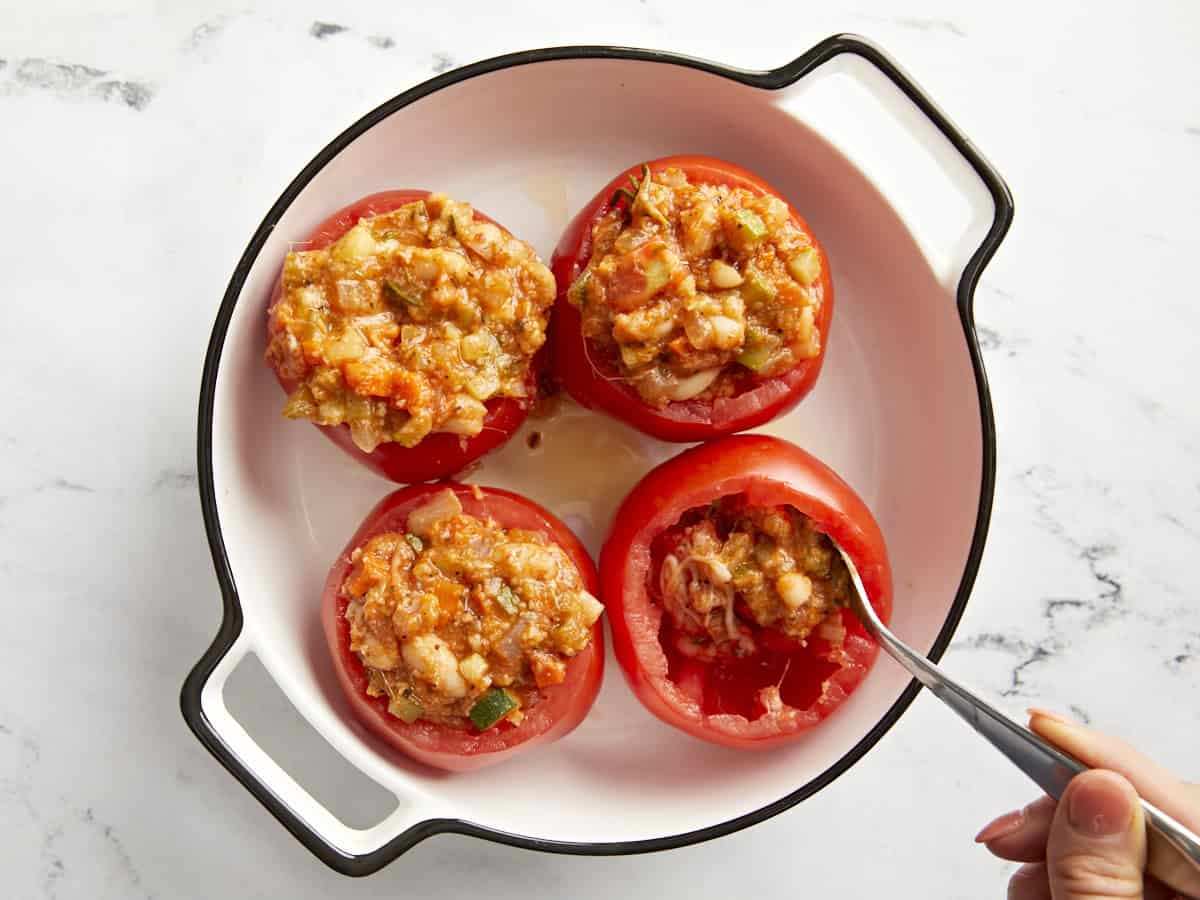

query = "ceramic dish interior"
[183,35,1012,876]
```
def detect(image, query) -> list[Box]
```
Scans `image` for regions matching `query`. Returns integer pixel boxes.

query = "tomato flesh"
[267,191,537,484]
[550,155,834,442]
[321,483,604,771]
[601,434,891,749]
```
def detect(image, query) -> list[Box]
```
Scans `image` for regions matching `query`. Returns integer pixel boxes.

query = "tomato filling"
[342,489,603,730]
[266,194,556,453]
[651,495,857,720]
[566,166,825,408]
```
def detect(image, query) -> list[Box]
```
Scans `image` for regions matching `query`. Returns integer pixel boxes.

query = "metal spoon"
[835,543,1200,893]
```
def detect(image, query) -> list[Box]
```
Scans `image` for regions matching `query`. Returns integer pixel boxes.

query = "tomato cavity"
[649,496,856,722]
[658,611,844,719]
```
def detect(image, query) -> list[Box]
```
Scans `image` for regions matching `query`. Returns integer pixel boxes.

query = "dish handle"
[181,625,438,875]
[775,34,1014,303]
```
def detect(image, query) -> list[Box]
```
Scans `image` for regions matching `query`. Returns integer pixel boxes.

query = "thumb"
[1047,769,1147,899]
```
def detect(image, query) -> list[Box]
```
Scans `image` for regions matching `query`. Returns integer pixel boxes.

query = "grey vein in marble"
[309,21,349,40]
[855,14,966,37]
[892,16,966,36]
[432,52,455,73]
[150,468,197,491]
[81,809,145,894]
[1167,641,1196,671]
[42,827,66,900]
[1160,511,1200,543]
[952,466,1163,697]
[1067,704,1093,724]
[3,721,150,899]
[368,35,396,49]
[6,58,153,110]
[34,477,93,494]
[976,324,1030,358]
[186,18,227,50]
[957,631,1061,697]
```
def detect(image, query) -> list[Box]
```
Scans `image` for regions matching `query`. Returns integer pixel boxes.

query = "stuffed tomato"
[322,483,604,771]
[551,156,833,442]
[267,191,556,482]
[600,435,890,748]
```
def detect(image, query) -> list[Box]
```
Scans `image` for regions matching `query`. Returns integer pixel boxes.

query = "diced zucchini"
[388,689,423,724]
[568,270,592,307]
[400,199,429,228]
[281,386,317,419]
[641,247,673,295]
[787,246,822,285]
[804,544,833,577]
[385,280,421,307]
[495,582,519,615]
[404,533,424,553]
[736,325,778,371]
[733,209,768,243]
[740,267,777,307]
[736,345,773,372]
[721,207,771,252]
[469,688,518,731]
[619,342,654,370]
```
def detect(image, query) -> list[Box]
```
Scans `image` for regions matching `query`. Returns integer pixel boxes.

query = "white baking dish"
[182,34,1012,875]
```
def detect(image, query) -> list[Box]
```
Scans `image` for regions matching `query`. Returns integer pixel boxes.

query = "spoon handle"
[835,541,1200,889]
[872,625,1084,795]
[873,622,1200,889]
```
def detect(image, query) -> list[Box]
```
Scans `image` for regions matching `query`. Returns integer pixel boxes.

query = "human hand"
[974,710,1200,899]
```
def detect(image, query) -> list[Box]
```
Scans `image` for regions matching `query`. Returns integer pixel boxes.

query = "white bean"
[776,572,814,609]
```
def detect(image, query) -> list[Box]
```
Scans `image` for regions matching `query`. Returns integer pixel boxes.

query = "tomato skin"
[550,156,834,443]
[267,191,537,484]
[321,483,604,771]
[600,435,891,749]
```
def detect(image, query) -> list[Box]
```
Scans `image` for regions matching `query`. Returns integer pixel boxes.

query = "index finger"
[1028,710,1197,828]
[1030,710,1200,897]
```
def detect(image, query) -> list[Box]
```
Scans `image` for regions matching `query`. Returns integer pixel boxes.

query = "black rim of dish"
[182,33,1013,877]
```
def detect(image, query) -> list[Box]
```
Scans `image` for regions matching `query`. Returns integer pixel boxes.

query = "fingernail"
[1027,707,1073,724]
[974,808,1025,843]
[1067,773,1134,836]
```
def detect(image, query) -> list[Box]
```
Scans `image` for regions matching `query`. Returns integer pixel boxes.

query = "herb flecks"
[385,280,421,307]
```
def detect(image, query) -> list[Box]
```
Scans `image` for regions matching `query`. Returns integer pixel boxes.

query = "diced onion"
[663,367,721,401]
[405,488,463,537]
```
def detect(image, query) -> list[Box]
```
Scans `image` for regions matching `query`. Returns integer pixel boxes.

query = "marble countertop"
[2,1,1197,896]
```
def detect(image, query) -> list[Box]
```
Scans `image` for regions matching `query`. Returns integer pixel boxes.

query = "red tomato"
[321,483,604,771]
[550,156,834,442]
[600,434,891,749]
[267,191,537,484]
